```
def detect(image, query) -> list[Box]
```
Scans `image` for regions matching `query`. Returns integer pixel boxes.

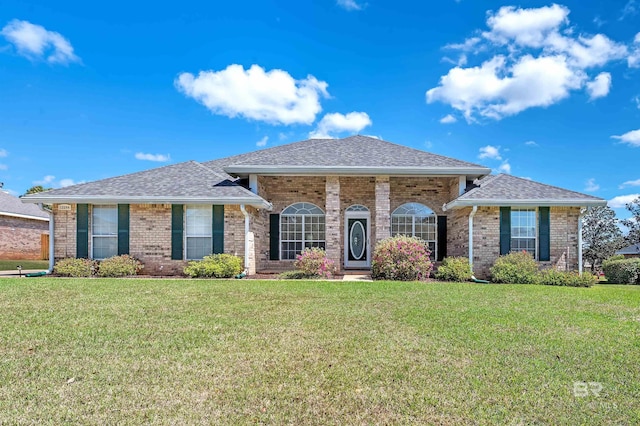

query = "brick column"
[325,176,341,267]
[375,176,390,241]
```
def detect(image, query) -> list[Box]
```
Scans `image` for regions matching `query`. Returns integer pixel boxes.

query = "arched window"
[280,202,325,260]
[391,203,437,257]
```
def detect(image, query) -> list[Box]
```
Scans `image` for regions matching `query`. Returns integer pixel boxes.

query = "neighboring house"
[22,136,606,278]
[616,243,640,258]
[0,191,49,260]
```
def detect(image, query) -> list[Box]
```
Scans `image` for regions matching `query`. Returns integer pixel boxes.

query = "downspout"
[239,205,250,274]
[39,203,54,273]
[469,206,478,274]
[578,207,585,275]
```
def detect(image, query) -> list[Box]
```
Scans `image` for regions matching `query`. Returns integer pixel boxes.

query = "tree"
[23,185,51,196]
[582,206,624,272]
[621,197,640,245]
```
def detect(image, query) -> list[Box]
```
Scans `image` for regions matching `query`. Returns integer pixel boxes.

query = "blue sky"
[1,0,639,221]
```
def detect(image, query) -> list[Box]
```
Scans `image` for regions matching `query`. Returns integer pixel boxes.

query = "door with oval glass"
[344,206,370,269]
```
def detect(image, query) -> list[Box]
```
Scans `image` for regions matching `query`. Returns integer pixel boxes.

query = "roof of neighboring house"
[444,174,606,209]
[20,161,272,209]
[205,135,491,177]
[0,191,49,221]
[616,243,640,255]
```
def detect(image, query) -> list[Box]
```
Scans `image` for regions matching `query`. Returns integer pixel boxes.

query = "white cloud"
[33,175,81,188]
[256,136,268,147]
[424,140,433,149]
[620,0,638,20]
[427,4,630,121]
[175,64,329,126]
[609,194,640,208]
[584,178,600,192]
[1,19,79,64]
[34,175,56,185]
[620,178,640,188]
[498,161,511,174]
[612,129,640,147]
[0,164,7,171]
[628,33,640,67]
[586,72,611,100]
[59,179,78,187]
[337,0,364,11]
[478,145,502,160]
[439,114,457,124]
[309,111,371,138]
[134,152,170,162]
[0,149,7,157]
[525,140,538,146]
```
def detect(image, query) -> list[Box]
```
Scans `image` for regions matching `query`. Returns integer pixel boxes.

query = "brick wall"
[447,206,470,258]
[53,204,77,259]
[0,215,49,260]
[390,176,457,215]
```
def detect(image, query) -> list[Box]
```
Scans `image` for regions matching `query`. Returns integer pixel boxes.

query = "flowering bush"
[294,247,336,279]
[371,235,432,281]
[97,255,144,277]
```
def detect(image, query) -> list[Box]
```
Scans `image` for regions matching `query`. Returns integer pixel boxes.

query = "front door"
[344,212,370,269]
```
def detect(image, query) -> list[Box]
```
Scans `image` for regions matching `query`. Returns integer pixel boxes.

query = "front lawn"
[0,279,638,424]
[0,259,49,271]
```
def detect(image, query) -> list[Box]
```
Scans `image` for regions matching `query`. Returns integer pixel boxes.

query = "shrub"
[371,235,433,281]
[96,255,143,277]
[603,258,640,284]
[294,247,336,279]
[54,258,96,277]
[490,251,539,284]
[278,270,317,280]
[435,257,472,282]
[538,269,597,287]
[184,254,243,278]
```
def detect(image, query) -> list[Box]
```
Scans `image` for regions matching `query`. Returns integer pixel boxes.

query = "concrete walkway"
[0,269,48,277]
[342,274,372,281]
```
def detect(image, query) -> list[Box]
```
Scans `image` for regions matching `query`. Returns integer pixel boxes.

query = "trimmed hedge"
[602,258,640,284]
[435,257,472,282]
[371,235,433,281]
[278,270,317,280]
[490,252,539,284]
[96,255,143,277]
[54,258,96,277]
[537,269,597,287]
[184,254,243,278]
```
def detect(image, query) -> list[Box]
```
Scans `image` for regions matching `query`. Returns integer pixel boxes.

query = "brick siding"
[0,215,49,260]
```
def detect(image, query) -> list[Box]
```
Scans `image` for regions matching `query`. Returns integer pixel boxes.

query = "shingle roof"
[616,243,640,256]
[21,161,271,208]
[445,174,606,209]
[0,191,49,220]
[204,135,490,175]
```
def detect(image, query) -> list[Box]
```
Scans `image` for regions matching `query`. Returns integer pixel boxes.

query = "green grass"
[0,279,638,424]
[0,259,49,271]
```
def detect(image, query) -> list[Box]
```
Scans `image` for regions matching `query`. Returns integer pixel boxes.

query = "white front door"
[344,210,370,269]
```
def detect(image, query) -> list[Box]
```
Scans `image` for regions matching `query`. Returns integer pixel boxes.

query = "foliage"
[278,270,317,280]
[582,206,625,272]
[184,254,243,278]
[490,251,539,284]
[602,258,640,284]
[96,255,143,277]
[294,247,336,278]
[371,235,432,281]
[435,256,472,282]
[53,258,96,277]
[537,269,597,287]
[621,196,640,245]
[23,185,52,196]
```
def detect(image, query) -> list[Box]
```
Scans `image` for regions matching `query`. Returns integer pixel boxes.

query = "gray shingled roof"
[445,174,606,209]
[616,243,640,256]
[205,135,490,175]
[21,161,271,208]
[0,191,49,220]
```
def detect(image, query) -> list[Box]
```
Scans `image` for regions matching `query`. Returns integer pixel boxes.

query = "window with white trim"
[511,208,536,258]
[391,203,437,258]
[280,202,325,260]
[92,205,117,259]
[185,205,212,260]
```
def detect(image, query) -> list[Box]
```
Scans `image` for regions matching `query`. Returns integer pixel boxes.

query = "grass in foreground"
[0,279,638,424]
[0,259,49,271]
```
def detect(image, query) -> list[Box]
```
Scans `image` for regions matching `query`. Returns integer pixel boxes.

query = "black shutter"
[499,207,511,256]
[269,213,280,260]
[212,205,224,254]
[171,205,184,260]
[117,204,130,255]
[437,215,447,261]
[76,204,89,258]
[538,207,550,261]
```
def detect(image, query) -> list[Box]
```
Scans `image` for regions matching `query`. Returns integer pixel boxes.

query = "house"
[0,190,49,260]
[21,136,606,278]
[616,243,640,258]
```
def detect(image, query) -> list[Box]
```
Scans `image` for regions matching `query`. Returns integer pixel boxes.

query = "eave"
[224,165,492,178]
[444,198,607,210]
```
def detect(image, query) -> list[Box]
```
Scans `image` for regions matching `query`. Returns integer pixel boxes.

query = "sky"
[0,0,639,222]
